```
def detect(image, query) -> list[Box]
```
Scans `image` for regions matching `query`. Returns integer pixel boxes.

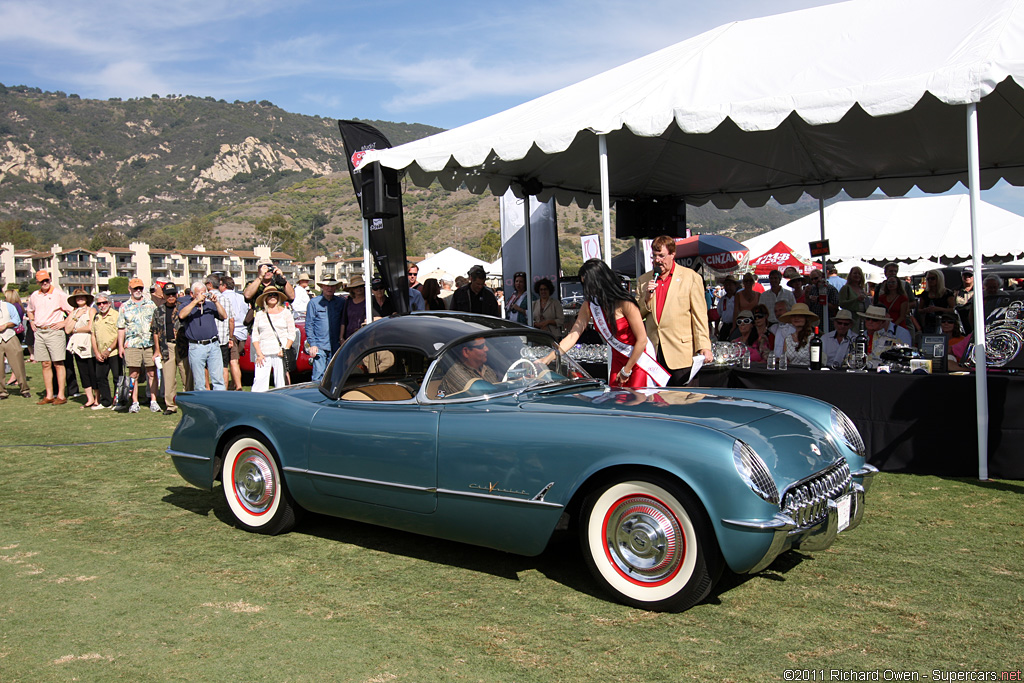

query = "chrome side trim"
[282,468,563,508]
[167,448,211,462]
[437,488,564,509]
[284,467,437,493]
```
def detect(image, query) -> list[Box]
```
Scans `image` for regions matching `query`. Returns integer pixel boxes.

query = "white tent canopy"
[414,247,490,281]
[744,195,1024,263]
[903,258,946,276]
[361,0,1024,209]
[356,0,1023,479]
[833,258,885,281]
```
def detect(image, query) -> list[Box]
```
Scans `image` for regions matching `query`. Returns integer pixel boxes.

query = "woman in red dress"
[557,259,657,388]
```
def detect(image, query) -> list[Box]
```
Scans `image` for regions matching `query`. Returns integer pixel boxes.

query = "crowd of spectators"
[703,260,1014,370]
[5,255,1021,406]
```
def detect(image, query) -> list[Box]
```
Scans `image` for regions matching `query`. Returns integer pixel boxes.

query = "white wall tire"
[221,435,297,535]
[581,477,718,611]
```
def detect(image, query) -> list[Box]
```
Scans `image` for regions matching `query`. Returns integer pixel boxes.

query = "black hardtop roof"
[320,312,534,398]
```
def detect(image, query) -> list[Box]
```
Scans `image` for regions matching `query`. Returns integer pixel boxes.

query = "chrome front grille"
[781,461,852,527]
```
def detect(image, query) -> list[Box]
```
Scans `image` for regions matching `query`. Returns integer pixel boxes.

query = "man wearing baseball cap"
[25,270,73,404]
[117,277,161,413]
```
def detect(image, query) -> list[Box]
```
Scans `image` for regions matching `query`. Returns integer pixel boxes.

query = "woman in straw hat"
[251,287,295,392]
[774,302,819,367]
[63,288,99,407]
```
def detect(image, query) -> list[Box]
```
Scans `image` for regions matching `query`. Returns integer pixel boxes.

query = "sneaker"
[91,404,106,410]
[150,401,161,413]
[129,402,140,413]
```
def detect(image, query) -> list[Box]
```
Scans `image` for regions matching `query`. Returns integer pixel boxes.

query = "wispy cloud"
[0,0,843,121]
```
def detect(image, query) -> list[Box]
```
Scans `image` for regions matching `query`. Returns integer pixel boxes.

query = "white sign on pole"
[581,234,602,262]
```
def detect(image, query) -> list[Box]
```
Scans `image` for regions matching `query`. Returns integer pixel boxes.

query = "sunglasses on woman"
[736,317,754,324]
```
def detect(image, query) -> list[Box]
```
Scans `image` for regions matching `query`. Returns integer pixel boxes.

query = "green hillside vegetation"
[1,83,812,268]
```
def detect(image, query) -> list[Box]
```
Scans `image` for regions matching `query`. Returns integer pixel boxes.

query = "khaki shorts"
[124,346,156,369]
[229,339,241,362]
[34,328,67,362]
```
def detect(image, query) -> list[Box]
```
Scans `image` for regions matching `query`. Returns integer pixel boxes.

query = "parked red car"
[239,318,313,377]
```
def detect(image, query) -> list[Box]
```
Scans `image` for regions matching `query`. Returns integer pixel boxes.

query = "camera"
[273,272,287,288]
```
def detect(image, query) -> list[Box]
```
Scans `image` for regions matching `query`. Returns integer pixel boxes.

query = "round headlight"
[733,440,779,505]
[831,407,865,456]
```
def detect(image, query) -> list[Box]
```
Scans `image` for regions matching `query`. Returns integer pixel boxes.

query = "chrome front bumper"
[723,482,867,574]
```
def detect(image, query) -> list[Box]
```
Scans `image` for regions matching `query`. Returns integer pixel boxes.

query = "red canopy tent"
[749,241,814,276]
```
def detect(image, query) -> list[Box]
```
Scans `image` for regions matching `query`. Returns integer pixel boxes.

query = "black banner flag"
[337,120,410,315]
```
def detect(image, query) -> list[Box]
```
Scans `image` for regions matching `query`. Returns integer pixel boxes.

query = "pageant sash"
[589,301,670,387]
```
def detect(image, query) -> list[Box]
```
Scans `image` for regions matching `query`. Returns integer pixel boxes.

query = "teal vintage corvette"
[169,312,877,611]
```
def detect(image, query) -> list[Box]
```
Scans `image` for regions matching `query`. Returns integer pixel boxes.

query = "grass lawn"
[1,392,1021,682]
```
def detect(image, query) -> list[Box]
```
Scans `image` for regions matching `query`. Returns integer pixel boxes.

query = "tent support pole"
[818,194,829,332]
[362,217,372,323]
[599,134,612,266]
[635,237,642,279]
[523,194,534,326]
[966,103,989,481]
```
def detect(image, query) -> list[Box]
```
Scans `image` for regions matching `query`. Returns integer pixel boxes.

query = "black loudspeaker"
[615,199,686,239]
[360,162,402,219]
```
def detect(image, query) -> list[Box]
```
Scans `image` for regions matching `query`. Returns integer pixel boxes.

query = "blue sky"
[2,0,1023,214]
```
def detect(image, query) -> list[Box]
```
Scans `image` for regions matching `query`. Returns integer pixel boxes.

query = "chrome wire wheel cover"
[604,495,684,584]
[233,448,277,514]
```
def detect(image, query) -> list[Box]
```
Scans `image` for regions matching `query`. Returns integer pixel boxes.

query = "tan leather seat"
[341,383,413,402]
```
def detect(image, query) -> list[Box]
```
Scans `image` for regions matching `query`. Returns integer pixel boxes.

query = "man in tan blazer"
[637,235,713,386]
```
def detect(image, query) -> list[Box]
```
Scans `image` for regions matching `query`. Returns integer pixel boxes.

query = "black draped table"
[698,365,1023,480]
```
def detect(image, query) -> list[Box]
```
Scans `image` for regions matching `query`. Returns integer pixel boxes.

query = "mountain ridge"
[1,84,811,270]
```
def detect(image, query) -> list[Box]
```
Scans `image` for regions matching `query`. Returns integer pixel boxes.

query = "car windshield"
[424,332,593,401]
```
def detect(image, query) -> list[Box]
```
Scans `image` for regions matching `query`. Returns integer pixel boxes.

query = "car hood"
[517,385,842,480]
[517,385,785,428]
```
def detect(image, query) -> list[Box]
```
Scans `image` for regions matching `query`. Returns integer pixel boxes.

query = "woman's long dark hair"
[579,259,637,327]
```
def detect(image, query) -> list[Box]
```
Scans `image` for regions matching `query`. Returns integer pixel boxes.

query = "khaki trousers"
[0,335,28,394]
[163,345,189,407]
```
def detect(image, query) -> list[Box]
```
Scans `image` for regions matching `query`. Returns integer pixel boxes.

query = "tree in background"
[108,276,129,294]
[178,215,215,249]
[304,211,329,255]
[90,225,128,250]
[0,219,38,249]
[479,230,501,262]
[254,214,305,260]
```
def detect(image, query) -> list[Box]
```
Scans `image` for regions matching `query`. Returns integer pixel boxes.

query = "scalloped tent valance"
[359,0,1024,209]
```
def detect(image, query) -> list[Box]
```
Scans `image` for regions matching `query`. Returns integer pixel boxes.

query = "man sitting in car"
[439,337,499,398]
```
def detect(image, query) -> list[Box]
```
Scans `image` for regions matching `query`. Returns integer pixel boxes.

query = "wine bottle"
[809,325,823,370]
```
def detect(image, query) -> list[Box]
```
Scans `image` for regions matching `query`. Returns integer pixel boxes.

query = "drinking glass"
[848,352,867,373]
[741,346,751,369]
[767,352,778,370]
[778,354,788,371]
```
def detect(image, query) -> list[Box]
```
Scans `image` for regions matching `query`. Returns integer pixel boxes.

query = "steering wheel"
[502,357,540,383]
